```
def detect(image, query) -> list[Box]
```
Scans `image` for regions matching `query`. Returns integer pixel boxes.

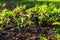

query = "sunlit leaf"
[52,22,60,25]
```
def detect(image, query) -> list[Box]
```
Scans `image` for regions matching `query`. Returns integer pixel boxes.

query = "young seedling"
[1,9,13,25]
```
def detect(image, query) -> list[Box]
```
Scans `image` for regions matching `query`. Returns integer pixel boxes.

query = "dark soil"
[0,25,57,40]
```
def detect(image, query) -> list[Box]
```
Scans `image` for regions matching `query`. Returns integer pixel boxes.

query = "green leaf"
[52,22,60,25]
[0,27,3,31]
[0,21,2,24]
[38,18,43,25]
[15,18,21,23]
[2,3,6,7]
[56,34,60,39]
[40,36,47,40]
[15,18,21,28]
[55,28,60,34]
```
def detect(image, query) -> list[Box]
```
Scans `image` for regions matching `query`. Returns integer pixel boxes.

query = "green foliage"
[0,3,6,8]
[0,27,3,31]
[0,3,60,28]
[39,35,47,40]
[38,18,43,25]
[2,3,6,7]
[0,1,60,40]
[1,9,13,25]
[52,22,60,25]
[36,3,60,25]
[55,28,60,34]
[15,18,21,28]
[55,28,60,40]
[13,5,26,13]
[56,34,60,40]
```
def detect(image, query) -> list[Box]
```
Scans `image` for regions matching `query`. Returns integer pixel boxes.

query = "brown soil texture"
[0,25,57,40]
